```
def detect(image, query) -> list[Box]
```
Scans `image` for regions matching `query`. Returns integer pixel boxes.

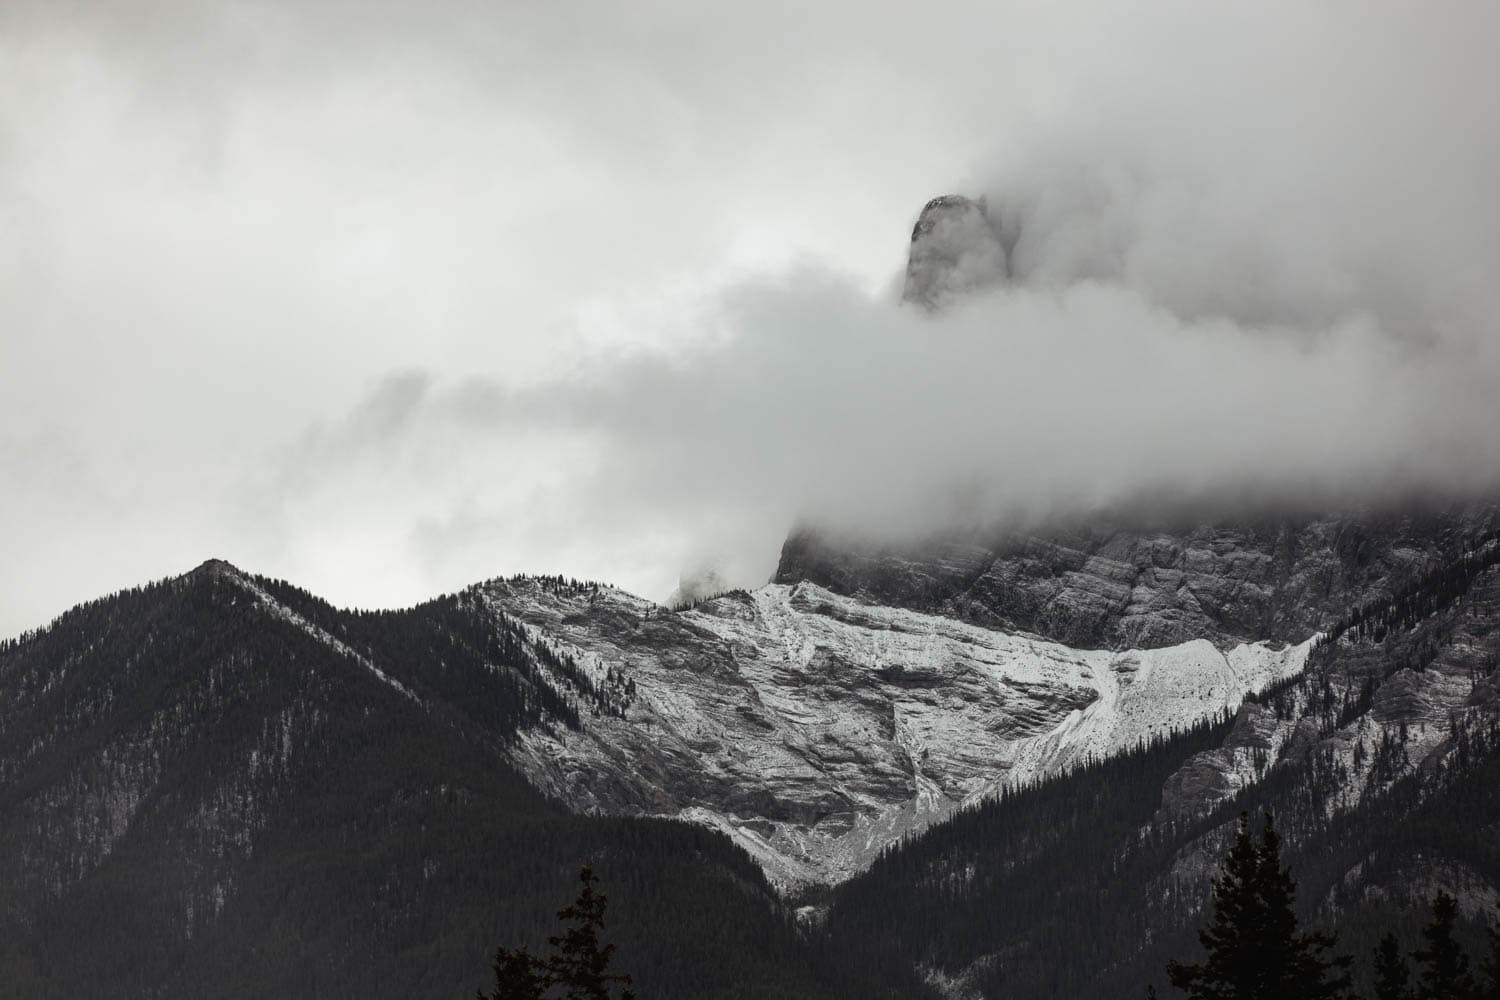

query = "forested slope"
[0,562,927,1000]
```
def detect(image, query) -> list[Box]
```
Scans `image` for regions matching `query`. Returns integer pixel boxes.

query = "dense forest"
[1154,810,1500,999]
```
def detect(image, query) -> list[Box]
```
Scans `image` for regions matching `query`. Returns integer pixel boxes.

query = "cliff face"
[480,577,1308,888]
[775,506,1500,650]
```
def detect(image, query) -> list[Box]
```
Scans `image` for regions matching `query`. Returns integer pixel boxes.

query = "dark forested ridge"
[824,713,1238,995]
[0,561,926,1000]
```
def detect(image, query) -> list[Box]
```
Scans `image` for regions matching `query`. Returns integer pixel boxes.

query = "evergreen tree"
[543,866,636,1000]
[1168,813,1264,999]
[1372,933,1413,1000]
[476,866,635,1000]
[1413,892,1475,1000]
[1482,901,1500,999]
[1165,811,1351,1000]
[478,946,547,1000]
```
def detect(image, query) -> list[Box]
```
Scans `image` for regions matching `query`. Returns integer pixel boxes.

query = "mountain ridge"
[4,557,1314,891]
[0,560,922,999]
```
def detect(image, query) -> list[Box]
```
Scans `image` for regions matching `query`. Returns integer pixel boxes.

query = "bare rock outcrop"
[902,194,1006,308]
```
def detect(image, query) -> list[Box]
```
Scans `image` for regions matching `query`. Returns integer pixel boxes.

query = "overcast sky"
[4,1,1499,636]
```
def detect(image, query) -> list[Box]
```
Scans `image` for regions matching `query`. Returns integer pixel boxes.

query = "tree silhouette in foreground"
[1413,892,1475,1000]
[1163,811,1351,1000]
[482,947,549,1000]
[478,866,635,1000]
[1483,901,1500,998]
[1372,933,1413,1000]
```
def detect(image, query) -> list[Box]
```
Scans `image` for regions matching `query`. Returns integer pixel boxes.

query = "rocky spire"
[900,194,1006,309]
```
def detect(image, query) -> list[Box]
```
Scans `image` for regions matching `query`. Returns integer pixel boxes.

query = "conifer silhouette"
[477,946,546,1000]
[1166,811,1351,1000]
[1483,901,1500,998]
[544,866,635,1000]
[1414,892,1475,1000]
[1372,933,1413,1000]
[477,865,634,1000]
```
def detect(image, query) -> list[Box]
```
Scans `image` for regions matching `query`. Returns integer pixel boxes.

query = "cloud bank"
[3,0,1499,633]
[275,1,1500,600]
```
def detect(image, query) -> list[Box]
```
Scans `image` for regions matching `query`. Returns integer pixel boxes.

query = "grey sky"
[4,1,1498,635]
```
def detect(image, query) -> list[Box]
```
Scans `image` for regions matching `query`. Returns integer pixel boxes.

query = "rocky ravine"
[486,577,1311,888]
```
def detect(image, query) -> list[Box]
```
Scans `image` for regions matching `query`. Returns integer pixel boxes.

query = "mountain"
[8,524,1498,998]
[0,562,922,999]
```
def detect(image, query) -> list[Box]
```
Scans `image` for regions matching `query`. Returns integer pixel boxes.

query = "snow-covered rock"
[485,577,1311,888]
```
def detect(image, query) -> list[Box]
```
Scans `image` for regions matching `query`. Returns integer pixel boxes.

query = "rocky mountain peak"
[187,557,245,580]
[901,194,1006,309]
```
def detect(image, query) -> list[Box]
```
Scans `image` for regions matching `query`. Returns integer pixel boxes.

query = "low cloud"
[286,256,1500,601]
[4,0,1500,631]
[283,0,1500,596]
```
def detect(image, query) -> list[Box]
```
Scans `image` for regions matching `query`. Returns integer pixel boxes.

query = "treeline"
[251,575,603,735]
[1154,811,1500,1000]
[496,574,607,597]
[667,589,752,613]
[1315,529,1500,652]
[0,566,192,655]
[250,574,637,728]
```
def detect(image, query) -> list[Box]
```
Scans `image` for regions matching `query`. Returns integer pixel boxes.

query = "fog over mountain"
[3,0,1498,633]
